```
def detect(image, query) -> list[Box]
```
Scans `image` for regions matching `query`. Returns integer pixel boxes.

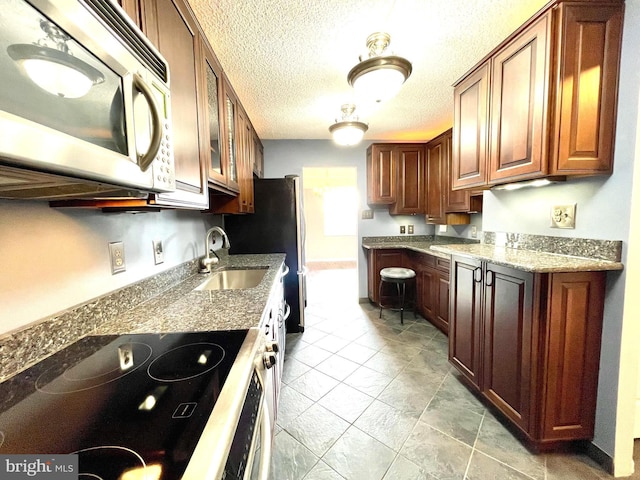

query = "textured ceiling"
[187,0,549,142]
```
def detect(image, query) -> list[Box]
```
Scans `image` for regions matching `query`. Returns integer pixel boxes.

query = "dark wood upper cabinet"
[452,64,489,190]
[367,144,396,205]
[390,144,425,215]
[142,0,208,208]
[367,143,425,215]
[489,14,550,184]
[198,37,233,191]
[448,255,607,450]
[207,83,255,214]
[426,130,478,224]
[551,3,623,174]
[452,0,624,189]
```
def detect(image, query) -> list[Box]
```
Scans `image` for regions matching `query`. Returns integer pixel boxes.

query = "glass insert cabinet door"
[205,58,223,180]
[225,92,238,184]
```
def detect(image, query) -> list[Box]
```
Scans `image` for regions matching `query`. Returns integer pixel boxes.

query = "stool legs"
[379,279,408,324]
[399,281,405,325]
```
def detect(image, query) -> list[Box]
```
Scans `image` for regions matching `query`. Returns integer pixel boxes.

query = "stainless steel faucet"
[199,226,231,273]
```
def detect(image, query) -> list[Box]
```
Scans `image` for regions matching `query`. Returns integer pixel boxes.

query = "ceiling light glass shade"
[348,32,412,103]
[329,104,368,146]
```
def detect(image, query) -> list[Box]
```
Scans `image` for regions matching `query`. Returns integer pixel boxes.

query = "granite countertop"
[430,244,624,273]
[361,236,479,259]
[95,253,286,334]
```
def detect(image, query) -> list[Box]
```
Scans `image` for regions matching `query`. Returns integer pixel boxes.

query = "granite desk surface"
[362,238,623,273]
[361,237,475,259]
[430,244,623,273]
[95,253,286,335]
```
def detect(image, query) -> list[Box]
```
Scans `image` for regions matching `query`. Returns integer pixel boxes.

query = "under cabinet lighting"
[491,176,566,191]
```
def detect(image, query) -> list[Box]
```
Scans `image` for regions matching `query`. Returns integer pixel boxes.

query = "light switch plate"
[361,209,374,219]
[551,204,576,229]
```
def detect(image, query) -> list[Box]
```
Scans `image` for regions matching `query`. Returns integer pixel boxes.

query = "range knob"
[263,352,277,369]
[265,341,279,353]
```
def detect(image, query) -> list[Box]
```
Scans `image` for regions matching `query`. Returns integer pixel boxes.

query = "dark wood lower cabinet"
[367,249,405,305]
[368,249,450,334]
[448,255,606,450]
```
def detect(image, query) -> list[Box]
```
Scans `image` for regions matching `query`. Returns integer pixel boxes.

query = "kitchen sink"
[195,267,269,291]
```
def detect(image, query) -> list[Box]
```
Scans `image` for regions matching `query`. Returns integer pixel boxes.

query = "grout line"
[464,411,485,479]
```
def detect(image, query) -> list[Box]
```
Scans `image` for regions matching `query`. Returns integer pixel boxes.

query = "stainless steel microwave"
[0,0,176,198]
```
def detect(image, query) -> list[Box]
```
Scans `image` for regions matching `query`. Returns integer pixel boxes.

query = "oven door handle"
[256,396,273,480]
[133,73,162,172]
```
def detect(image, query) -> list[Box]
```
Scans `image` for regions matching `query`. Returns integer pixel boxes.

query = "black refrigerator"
[224,176,306,333]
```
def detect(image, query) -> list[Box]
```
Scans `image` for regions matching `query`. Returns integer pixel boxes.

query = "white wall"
[0,200,221,335]
[262,139,436,299]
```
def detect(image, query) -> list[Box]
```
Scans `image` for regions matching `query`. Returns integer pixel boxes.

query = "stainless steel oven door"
[247,395,273,480]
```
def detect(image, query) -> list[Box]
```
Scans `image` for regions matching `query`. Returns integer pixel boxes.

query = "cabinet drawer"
[435,258,450,273]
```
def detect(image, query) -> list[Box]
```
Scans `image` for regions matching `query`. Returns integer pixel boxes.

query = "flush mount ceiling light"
[329,104,368,146]
[7,19,104,99]
[347,32,412,103]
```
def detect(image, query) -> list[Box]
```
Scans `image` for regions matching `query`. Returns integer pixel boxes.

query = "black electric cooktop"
[0,330,249,479]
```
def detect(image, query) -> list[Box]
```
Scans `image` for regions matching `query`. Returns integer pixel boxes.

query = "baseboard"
[358,297,371,304]
[583,441,614,475]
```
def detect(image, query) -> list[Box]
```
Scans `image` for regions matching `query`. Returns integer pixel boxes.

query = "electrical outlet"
[361,209,374,219]
[407,224,414,234]
[109,241,126,274]
[470,226,478,238]
[438,225,448,233]
[551,204,576,229]
[153,240,164,265]
[400,225,406,234]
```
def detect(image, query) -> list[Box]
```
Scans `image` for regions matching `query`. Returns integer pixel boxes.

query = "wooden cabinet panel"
[434,273,450,334]
[489,15,550,184]
[482,264,534,431]
[390,145,425,215]
[367,144,396,205]
[253,131,264,178]
[418,267,436,321]
[425,136,445,223]
[367,249,405,304]
[452,64,489,190]
[145,0,208,208]
[452,0,623,189]
[449,256,483,388]
[426,130,474,224]
[551,4,623,174]
[541,271,605,440]
[449,255,607,449]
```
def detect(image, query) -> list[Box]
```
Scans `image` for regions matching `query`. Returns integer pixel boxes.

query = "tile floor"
[271,267,639,480]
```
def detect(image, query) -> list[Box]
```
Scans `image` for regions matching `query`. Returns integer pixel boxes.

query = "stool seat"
[380,267,416,281]
[378,267,416,324]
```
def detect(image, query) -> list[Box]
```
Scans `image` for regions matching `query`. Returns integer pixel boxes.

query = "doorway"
[302,167,358,304]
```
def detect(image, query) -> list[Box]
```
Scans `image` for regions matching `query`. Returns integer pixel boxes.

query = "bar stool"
[378,267,416,324]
